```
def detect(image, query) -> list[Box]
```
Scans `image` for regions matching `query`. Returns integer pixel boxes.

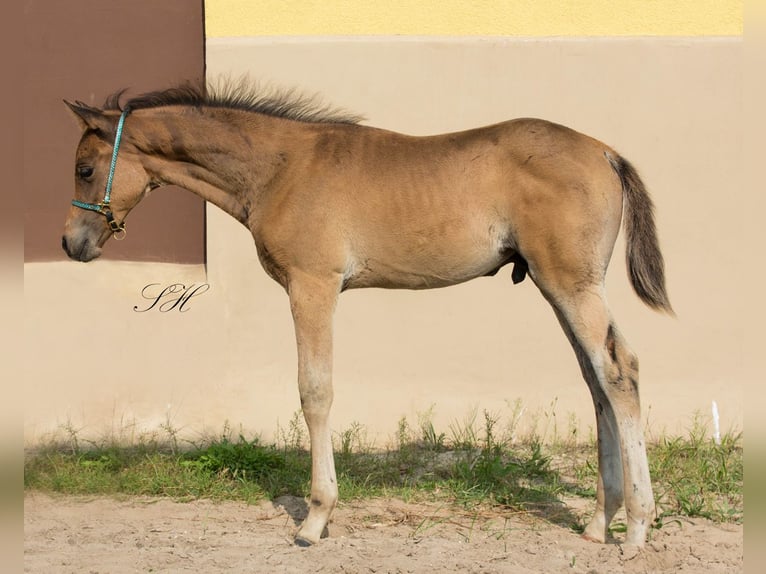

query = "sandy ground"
[24,492,742,573]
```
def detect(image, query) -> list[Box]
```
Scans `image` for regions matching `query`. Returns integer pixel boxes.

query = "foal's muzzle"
[61,234,102,262]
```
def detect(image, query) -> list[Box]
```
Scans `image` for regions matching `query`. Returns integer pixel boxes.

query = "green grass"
[24,409,742,534]
[649,419,743,524]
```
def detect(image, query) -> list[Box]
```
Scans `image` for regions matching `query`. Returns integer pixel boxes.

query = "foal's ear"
[63,100,113,133]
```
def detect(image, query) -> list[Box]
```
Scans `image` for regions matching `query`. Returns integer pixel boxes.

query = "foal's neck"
[128,107,302,225]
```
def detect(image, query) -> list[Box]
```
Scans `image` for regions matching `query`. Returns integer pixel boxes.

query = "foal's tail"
[606,152,674,314]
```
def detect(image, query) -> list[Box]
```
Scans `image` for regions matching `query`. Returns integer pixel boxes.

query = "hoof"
[581,532,604,544]
[294,536,314,547]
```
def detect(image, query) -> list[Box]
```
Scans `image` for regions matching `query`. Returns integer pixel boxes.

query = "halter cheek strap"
[71,107,131,238]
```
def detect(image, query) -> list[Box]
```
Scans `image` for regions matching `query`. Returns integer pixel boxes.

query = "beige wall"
[25,37,745,447]
[203,1,743,36]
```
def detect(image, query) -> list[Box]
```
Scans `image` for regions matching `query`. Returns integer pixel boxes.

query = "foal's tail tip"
[639,289,675,316]
[606,152,674,316]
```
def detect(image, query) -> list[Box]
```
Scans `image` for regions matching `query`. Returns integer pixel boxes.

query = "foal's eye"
[77,166,94,180]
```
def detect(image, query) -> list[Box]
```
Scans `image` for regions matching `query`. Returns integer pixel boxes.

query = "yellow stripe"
[205,0,743,38]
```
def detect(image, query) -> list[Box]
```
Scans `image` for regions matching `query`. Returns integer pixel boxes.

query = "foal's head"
[62,101,153,262]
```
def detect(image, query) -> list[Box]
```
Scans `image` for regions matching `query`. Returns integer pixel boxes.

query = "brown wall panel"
[24,0,205,262]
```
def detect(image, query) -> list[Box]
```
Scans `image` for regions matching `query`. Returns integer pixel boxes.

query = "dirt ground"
[24,492,742,573]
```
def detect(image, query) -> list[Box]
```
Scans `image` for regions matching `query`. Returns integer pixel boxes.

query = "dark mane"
[104,79,364,125]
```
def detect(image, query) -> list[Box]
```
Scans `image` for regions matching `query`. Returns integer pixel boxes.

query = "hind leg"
[543,284,655,545]
[508,157,655,542]
[551,306,625,542]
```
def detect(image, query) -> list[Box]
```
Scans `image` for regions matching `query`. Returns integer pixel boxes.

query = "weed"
[335,421,368,459]
[418,406,447,452]
[504,399,525,444]
[185,434,285,480]
[396,415,413,451]
[277,411,308,452]
[159,411,181,455]
[59,418,83,455]
[649,416,742,523]
[448,407,480,451]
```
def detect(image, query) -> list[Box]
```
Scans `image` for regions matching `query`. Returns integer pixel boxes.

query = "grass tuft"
[649,416,742,523]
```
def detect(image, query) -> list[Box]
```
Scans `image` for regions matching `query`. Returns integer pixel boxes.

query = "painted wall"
[24,3,746,448]
[204,1,743,36]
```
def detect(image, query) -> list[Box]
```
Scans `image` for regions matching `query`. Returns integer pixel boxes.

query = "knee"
[299,385,334,418]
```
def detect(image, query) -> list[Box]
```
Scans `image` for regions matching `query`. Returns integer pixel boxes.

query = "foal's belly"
[342,233,514,291]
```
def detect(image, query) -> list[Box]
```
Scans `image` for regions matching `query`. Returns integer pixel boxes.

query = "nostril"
[61,236,69,254]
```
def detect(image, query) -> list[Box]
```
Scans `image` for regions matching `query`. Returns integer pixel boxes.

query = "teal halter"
[71,108,130,235]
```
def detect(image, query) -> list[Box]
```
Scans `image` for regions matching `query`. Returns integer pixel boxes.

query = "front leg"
[288,271,342,546]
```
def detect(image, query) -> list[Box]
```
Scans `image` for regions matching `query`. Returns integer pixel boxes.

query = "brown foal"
[63,82,671,547]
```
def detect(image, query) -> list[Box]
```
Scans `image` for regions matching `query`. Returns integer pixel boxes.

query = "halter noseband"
[71,107,131,238]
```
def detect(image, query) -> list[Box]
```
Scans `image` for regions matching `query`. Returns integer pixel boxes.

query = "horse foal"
[62,82,672,547]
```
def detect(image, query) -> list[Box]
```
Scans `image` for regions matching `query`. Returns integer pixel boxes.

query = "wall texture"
[24,2,745,447]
